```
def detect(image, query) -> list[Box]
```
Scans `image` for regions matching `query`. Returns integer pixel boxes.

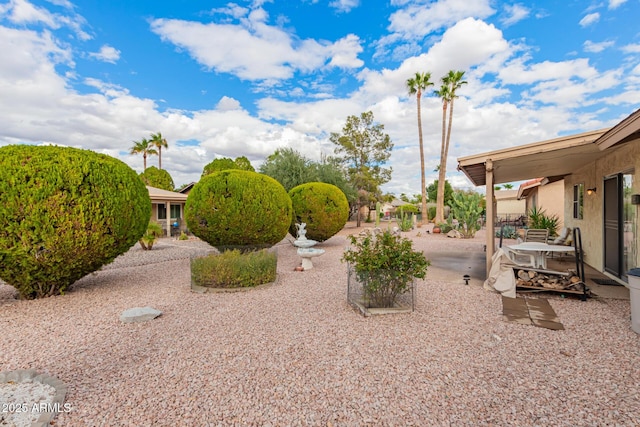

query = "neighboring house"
[147,186,188,237]
[494,190,526,225]
[516,178,565,228]
[380,198,411,217]
[458,108,640,284]
[178,182,196,194]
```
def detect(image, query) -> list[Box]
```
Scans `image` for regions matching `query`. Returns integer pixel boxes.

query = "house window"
[157,204,167,220]
[573,183,584,219]
[170,204,181,219]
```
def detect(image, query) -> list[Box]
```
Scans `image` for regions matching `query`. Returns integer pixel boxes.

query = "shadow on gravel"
[425,251,486,282]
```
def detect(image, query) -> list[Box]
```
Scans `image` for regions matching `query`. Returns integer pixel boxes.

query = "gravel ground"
[1,225,639,426]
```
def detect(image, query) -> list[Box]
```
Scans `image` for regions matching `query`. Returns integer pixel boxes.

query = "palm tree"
[406,72,434,225]
[434,70,467,223]
[129,138,157,171]
[149,132,168,170]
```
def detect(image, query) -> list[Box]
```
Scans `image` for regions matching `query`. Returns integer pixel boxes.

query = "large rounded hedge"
[0,145,150,299]
[288,182,349,242]
[185,170,292,249]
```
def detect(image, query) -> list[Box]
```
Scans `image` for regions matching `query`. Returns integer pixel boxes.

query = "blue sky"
[1,0,639,195]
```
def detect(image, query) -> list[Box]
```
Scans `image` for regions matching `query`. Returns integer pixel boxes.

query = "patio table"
[506,242,575,269]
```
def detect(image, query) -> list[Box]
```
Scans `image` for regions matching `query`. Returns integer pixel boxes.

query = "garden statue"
[295,222,308,240]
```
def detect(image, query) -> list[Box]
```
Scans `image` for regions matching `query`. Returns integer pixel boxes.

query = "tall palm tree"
[434,70,467,223]
[406,72,434,225]
[129,138,157,171]
[149,132,168,170]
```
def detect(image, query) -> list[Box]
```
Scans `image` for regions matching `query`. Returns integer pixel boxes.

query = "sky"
[1,0,639,196]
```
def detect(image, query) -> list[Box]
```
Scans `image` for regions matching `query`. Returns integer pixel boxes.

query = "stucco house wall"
[495,190,526,216]
[564,139,640,270]
[536,180,565,229]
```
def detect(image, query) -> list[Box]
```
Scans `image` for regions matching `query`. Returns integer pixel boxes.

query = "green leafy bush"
[0,145,150,299]
[527,206,559,237]
[342,231,428,308]
[191,249,276,288]
[397,204,418,214]
[139,221,164,250]
[288,182,349,242]
[185,170,292,250]
[139,166,174,191]
[427,206,436,221]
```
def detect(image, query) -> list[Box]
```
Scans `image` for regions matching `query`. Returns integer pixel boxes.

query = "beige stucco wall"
[537,180,565,229]
[564,140,640,271]
[495,190,526,216]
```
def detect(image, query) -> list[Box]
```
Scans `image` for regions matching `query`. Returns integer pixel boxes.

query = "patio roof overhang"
[456,128,609,187]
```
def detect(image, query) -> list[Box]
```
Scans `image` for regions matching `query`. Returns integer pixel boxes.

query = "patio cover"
[457,107,640,274]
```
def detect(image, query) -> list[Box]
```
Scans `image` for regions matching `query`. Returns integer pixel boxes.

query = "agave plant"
[139,221,164,250]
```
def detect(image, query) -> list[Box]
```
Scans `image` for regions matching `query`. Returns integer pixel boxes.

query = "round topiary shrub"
[185,170,292,249]
[139,166,174,191]
[288,182,349,242]
[0,145,151,299]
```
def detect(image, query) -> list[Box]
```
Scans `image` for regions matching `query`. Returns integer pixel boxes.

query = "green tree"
[406,71,434,226]
[201,156,254,178]
[427,180,454,208]
[434,70,467,223]
[149,132,168,170]
[233,156,255,172]
[259,148,313,191]
[329,111,393,227]
[129,137,157,170]
[502,183,514,189]
[139,166,174,191]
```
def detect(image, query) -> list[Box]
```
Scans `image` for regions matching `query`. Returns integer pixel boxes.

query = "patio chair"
[504,247,536,268]
[524,228,549,243]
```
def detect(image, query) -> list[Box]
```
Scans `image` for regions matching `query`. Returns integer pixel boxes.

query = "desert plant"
[450,191,483,238]
[495,225,518,239]
[139,166,174,191]
[288,182,349,242]
[179,231,189,240]
[139,221,164,250]
[528,206,559,237]
[185,170,292,250]
[0,145,150,299]
[191,249,276,288]
[342,230,428,308]
[396,207,414,232]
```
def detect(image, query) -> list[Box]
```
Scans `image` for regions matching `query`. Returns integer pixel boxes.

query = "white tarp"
[484,248,517,298]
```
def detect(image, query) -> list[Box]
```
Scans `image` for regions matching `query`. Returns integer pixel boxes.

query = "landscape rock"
[120,306,162,323]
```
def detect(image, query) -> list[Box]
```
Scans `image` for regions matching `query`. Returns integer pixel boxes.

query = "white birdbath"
[297,248,325,270]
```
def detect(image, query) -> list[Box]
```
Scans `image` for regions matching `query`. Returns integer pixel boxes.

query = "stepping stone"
[120,306,162,323]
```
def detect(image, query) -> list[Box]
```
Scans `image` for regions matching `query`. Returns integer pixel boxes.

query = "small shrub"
[179,231,189,240]
[496,225,518,239]
[342,231,428,308]
[288,182,349,242]
[397,204,418,214]
[139,221,164,250]
[191,249,276,288]
[396,208,414,232]
[427,206,436,221]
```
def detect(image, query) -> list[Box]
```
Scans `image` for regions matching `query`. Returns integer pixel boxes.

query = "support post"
[485,159,495,275]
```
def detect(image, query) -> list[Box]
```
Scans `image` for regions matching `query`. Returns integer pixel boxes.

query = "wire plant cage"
[347,263,415,314]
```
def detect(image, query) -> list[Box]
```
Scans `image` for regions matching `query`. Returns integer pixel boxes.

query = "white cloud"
[89,45,120,63]
[501,4,530,27]
[0,0,91,40]
[608,0,628,9]
[329,0,359,13]
[583,40,615,53]
[216,96,242,111]
[579,12,600,27]
[621,43,640,53]
[149,6,363,82]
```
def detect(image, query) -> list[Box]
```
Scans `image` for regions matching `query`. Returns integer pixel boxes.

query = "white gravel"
[1,225,639,426]
[0,379,55,427]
